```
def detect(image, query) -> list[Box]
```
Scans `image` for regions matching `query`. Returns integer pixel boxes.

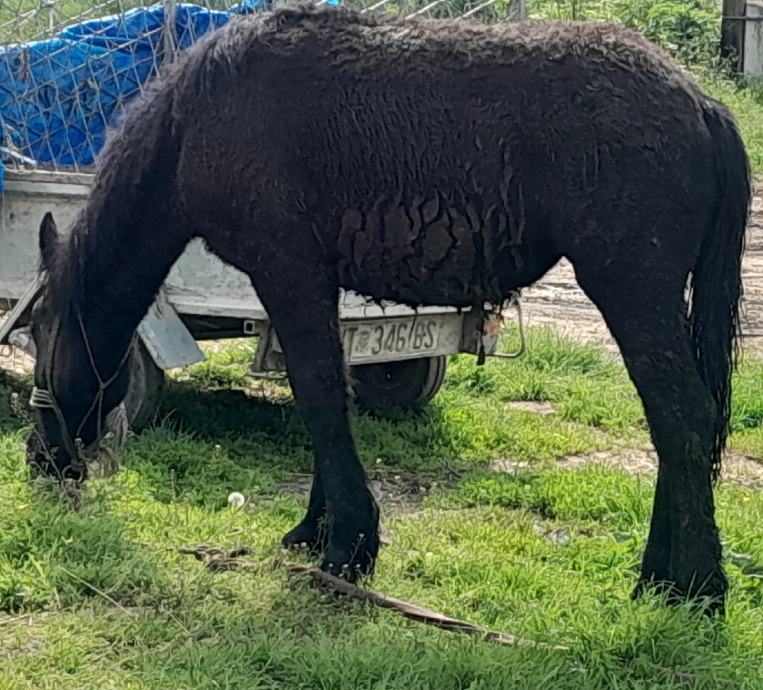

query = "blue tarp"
[0,1,336,193]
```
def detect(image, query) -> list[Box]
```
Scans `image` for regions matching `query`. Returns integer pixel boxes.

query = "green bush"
[620,1,720,65]
[528,0,721,66]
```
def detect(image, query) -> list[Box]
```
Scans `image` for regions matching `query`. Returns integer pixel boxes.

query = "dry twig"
[287,563,567,651]
[59,566,137,617]
[177,545,257,572]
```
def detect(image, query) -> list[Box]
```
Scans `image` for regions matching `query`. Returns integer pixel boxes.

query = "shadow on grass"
[159,383,304,442]
[158,380,443,445]
[3,364,609,513]
[117,381,460,508]
[160,381,460,465]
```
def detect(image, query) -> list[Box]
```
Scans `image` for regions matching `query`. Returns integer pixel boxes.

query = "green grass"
[2,1,763,683]
[2,329,763,689]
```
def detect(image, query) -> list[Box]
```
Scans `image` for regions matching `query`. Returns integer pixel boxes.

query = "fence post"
[510,0,526,21]
[721,0,746,72]
[163,0,178,64]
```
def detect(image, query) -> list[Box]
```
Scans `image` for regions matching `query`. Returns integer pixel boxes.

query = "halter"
[29,310,136,476]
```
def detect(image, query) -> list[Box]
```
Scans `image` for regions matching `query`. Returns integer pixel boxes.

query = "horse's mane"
[40,53,188,318]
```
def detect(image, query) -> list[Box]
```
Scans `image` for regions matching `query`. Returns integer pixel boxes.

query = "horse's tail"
[691,100,751,480]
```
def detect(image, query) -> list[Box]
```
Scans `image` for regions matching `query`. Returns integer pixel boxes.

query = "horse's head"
[26,213,132,480]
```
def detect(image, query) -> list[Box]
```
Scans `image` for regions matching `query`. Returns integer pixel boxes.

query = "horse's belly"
[335,201,534,307]
[340,251,484,308]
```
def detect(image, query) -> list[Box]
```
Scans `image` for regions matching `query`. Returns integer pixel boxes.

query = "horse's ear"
[39,212,59,271]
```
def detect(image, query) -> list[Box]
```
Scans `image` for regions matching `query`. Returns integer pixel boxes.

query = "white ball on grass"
[227,491,246,508]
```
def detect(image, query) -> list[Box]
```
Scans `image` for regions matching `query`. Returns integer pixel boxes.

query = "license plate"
[341,316,445,363]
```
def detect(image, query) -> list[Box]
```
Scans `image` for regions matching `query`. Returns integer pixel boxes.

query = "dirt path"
[520,183,763,354]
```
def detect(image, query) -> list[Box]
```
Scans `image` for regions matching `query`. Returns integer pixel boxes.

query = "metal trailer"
[0,0,525,426]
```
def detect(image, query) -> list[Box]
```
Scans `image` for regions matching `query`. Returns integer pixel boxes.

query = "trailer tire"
[123,342,166,431]
[350,356,447,413]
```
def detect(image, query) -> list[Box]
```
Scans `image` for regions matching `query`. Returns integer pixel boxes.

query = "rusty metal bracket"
[475,292,525,364]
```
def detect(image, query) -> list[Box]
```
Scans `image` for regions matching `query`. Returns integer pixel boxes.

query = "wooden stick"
[59,566,137,617]
[287,563,567,651]
[177,545,257,572]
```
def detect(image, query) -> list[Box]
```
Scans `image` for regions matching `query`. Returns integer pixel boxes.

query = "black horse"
[27,6,750,612]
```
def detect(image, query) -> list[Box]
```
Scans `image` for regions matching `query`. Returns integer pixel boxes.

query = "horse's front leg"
[253,273,380,579]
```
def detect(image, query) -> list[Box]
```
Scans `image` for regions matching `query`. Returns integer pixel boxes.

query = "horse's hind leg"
[574,263,726,612]
[244,255,379,579]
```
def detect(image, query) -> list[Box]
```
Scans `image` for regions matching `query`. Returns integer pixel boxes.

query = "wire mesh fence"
[0,0,524,177]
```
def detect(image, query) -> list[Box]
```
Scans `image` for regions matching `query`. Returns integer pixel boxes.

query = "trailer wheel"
[350,356,447,413]
[123,342,166,431]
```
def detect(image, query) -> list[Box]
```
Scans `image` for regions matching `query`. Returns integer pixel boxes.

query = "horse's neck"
[77,211,190,366]
[72,78,187,357]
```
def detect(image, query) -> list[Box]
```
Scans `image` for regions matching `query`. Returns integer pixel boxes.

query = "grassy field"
[1,2,763,687]
[1,329,762,689]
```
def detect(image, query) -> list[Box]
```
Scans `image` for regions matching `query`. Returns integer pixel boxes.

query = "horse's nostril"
[26,432,46,452]
[26,435,40,453]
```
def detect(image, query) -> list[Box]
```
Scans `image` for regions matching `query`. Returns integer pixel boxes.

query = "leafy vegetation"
[528,0,721,67]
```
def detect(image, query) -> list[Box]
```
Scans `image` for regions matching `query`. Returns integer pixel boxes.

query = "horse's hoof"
[281,518,326,556]
[632,574,727,617]
[320,531,379,582]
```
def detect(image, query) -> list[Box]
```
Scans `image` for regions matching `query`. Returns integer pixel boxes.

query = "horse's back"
[221,6,715,203]
[173,6,731,305]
